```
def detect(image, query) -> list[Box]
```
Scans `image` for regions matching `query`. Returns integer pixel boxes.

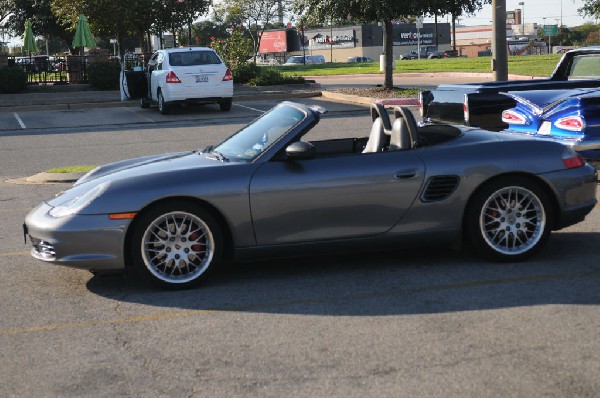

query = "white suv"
[141,47,233,114]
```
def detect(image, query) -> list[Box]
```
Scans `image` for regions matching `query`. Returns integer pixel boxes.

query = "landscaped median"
[279,54,561,78]
[322,87,420,107]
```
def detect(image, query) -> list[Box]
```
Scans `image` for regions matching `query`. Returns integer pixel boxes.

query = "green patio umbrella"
[72,15,96,53]
[22,19,38,54]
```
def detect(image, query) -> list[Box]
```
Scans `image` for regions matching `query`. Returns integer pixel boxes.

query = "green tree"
[216,0,285,63]
[579,0,600,19]
[295,0,423,89]
[6,0,73,52]
[210,25,253,69]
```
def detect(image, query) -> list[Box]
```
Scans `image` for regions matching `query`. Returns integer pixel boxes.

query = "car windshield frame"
[212,103,308,162]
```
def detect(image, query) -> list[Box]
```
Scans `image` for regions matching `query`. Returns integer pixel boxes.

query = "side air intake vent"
[421,176,460,202]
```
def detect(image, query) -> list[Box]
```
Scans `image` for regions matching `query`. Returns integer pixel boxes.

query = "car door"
[149,52,165,101]
[249,151,425,245]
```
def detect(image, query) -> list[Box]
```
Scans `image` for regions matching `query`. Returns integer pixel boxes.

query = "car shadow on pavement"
[86,231,600,316]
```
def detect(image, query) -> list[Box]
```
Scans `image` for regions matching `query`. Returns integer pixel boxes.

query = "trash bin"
[124,70,147,99]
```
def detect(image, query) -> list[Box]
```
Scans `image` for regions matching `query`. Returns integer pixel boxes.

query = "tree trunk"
[451,12,457,51]
[384,18,394,90]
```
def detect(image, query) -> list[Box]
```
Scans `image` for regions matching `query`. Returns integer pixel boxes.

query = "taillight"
[562,147,586,169]
[222,69,233,81]
[166,71,181,84]
[501,110,528,125]
[554,116,585,131]
[463,94,469,124]
[417,91,423,117]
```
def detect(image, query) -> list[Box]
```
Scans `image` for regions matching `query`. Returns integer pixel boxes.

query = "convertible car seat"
[390,106,418,150]
[362,117,387,153]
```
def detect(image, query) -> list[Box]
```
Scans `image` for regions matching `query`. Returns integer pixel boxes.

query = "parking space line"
[0,208,31,213]
[13,112,26,129]
[123,107,155,123]
[233,103,266,113]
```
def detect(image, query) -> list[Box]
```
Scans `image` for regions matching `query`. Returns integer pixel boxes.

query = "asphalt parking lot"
[1,97,599,397]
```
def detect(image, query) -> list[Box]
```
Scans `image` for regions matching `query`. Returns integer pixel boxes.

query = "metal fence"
[8,55,90,84]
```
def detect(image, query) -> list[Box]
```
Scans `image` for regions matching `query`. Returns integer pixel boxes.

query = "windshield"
[213,104,306,161]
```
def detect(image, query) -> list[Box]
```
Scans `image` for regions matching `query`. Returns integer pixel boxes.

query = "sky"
[3,0,596,48]
[424,0,595,27]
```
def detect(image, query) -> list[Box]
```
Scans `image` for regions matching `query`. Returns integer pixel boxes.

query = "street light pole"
[518,2,525,35]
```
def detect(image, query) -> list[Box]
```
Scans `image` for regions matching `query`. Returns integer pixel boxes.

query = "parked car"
[420,46,600,130]
[247,55,280,66]
[140,47,233,114]
[399,46,443,60]
[347,56,374,63]
[24,101,597,288]
[282,55,326,65]
[501,88,600,163]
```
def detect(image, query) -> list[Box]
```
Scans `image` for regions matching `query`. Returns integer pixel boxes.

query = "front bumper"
[24,202,130,270]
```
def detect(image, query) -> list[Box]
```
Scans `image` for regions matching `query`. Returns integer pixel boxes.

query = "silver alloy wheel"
[479,186,546,255]
[141,211,214,284]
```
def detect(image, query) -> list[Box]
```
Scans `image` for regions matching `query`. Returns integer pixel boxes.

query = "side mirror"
[285,141,315,160]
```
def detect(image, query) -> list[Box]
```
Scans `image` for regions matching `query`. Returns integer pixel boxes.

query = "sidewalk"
[0,82,323,112]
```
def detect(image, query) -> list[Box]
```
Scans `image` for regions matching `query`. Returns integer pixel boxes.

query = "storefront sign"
[393,26,435,46]
[301,29,356,50]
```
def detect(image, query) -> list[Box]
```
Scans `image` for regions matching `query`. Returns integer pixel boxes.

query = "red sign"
[259,31,287,53]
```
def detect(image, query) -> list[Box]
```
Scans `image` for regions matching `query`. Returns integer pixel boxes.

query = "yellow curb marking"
[0,251,29,257]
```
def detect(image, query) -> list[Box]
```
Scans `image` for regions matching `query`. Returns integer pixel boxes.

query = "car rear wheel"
[219,98,232,111]
[157,90,170,114]
[131,201,223,288]
[465,177,553,261]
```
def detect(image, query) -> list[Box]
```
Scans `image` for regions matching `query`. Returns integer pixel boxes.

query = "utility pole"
[492,0,508,81]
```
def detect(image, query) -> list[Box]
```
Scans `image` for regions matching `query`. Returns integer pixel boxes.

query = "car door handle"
[394,169,418,179]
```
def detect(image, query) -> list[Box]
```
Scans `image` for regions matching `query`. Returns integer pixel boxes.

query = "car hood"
[75,151,218,185]
[46,150,240,211]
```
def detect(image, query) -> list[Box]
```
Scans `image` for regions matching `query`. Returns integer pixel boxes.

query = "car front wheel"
[465,177,553,261]
[131,201,223,288]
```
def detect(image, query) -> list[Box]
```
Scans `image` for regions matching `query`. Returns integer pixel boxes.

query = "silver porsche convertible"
[24,102,598,288]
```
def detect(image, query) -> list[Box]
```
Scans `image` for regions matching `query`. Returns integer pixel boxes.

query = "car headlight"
[48,182,109,218]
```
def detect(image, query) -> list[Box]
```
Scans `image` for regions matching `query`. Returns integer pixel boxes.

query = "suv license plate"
[538,121,551,135]
[195,75,209,83]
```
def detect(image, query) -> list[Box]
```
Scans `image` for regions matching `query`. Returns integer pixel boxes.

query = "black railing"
[8,55,90,84]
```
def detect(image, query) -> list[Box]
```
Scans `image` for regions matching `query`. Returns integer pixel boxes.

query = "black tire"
[465,176,554,262]
[130,201,223,289]
[157,90,170,114]
[140,97,150,109]
[219,98,233,112]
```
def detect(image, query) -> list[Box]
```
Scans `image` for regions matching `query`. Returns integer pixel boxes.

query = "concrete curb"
[25,172,85,184]
[321,91,418,107]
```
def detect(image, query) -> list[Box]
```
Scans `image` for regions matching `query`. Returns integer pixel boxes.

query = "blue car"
[501,88,600,163]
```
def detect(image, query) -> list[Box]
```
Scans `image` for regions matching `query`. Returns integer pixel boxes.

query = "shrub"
[247,67,305,86]
[0,67,27,93]
[87,61,121,90]
[232,63,260,83]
